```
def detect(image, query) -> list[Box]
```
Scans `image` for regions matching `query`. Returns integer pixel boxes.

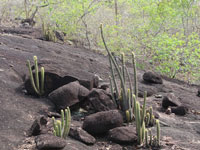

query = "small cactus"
[52,107,71,138]
[27,56,45,96]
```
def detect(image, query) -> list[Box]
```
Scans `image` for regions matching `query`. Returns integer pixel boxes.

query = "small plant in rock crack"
[52,107,71,139]
[27,56,45,96]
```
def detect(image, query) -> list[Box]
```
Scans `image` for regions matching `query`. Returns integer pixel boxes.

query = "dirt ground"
[0,26,200,150]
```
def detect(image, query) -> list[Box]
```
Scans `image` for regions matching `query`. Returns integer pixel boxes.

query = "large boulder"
[48,81,89,111]
[162,93,181,109]
[108,126,137,144]
[82,110,123,135]
[87,88,117,112]
[69,126,96,145]
[143,71,163,84]
[35,134,66,150]
[171,106,188,116]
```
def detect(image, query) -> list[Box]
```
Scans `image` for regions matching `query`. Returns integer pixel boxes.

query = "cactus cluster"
[144,119,160,147]
[135,91,160,147]
[135,91,146,145]
[100,24,161,147]
[27,56,45,96]
[145,106,156,127]
[101,26,138,122]
[52,107,71,139]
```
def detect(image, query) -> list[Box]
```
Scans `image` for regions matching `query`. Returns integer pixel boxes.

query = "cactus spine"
[27,56,45,96]
[52,107,71,138]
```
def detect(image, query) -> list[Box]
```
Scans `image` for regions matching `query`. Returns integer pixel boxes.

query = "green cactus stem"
[57,120,62,137]
[109,76,117,106]
[149,106,153,125]
[136,101,142,144]
[121,53,126,85]
[109,54,119,99]
[27,60,39,95]
[145,129,149,147]
[149,129,152,146]
[126,110,130,123]
[156,119,160,146]
[40,67,45,94]
[100,24,127,109]
[141,91,147,127]
[142,121,145,143]
[63,107,71,138]
[33,56,40,90]
[132,52,138,99]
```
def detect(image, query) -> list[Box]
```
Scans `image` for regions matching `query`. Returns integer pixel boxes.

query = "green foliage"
[3,0,200,82]
[52,107,71,139]
[27,56,45,96]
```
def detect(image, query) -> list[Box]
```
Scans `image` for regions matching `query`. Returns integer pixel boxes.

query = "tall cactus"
[100,24,138,122]
[100,24,161,147]
[27,56,45,96]
[52,107,71,139]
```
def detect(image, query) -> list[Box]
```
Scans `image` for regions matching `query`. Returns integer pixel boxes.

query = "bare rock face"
[143,71,163,84]
[48,81,89,111]
[162,93,181,109]
[108,126,137,144]
[87,88,117,112]
[69,126,96,145]
[35,134,66,150]
[82,110,123,135]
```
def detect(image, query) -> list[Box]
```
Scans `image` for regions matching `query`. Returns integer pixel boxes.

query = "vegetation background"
[1,0,200,83]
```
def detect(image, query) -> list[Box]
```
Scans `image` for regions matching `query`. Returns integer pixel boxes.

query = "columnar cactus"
[52,107,71,139]
[27,56,45,96]
[135,92,147,145]
[100,24,139,123]
[145,129,149,147]
[100,24,161,147]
